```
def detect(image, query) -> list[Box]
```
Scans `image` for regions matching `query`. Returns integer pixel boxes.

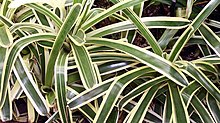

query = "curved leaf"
[45,3,82,87]
[0,24,13,48]
[70,42,97,89]
[81,0,146,31]
[94,67,154,123]
[181,81,201,107]
[13,56,49,115]
[54,49,70,123]
[191,95,215,123]
[127,84,160,123]
[168,81,189,123]
[199,24,220,57]
[87,17,189,37]
[0,87,12,122]
[0,33,55,107]
[169,0,220,61]
[87,38,188,86]
[207,93,220,123]
[180,62,220,102]
[118,76,167,109]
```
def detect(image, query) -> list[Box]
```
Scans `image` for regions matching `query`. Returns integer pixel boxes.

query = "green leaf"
[106,107,119,123]
[70,42,97,89]
[123,100,162,123]
[191,95,215,123]
[54,49,70,123]
[99,61,137,75]
[199,24,220,57]
[207,93,220,123]
[111,0,163,55]
[0,87,12,122]
[45,3,82,87]
[169,0,220,61]
[10,22,54,33]
[181,81,201,107]
[0,24,13,48]
[118,76,167,109]
[127,84,160,123]
[87,38,188,86]
[87,17,189,37]
[0,33,55,107]
[13,56,49,115]
[67,87,96,121]
[68,79,113,109]
[93,67,154,123]
[180,62,220,102]
[81,0,146,31]
[168,81,189,123]
[162,91,172,123]
[158,29,178,50]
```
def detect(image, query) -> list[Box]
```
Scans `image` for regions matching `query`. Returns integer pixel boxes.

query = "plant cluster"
[0,0,220,122]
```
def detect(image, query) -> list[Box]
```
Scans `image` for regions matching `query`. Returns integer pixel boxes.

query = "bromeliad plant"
[0,0,220,122]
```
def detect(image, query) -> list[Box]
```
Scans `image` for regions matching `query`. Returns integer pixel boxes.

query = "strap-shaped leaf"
[81,0,146,31]
[0,24,13,48]
[181,81,201,107]
[180,62,220,102]
[158,29,178,50]
[99,61,137,75]
[0,87,12,122]
[162,92,172,123]
[0,33,55,107]
[94,67,154,123]
[28,2,89,47]
[45,3,82,87]
[9,22,54,33]
[118,76,167,109]
[168,81,189,123]
[126,84,160,123]
[54,49,70,123]
[193,56,220,64]
[87,17,189,37]
[68,70,156,110]
[123,100,162,122]
[191,95,215,123]
[169,0,220,61]
[68,79,113,109]
[0,47,7,104]
[111,0,162,55]
[27,3,62,27]
[106,107,119,123]
[70,42,97,89]
[126,1,144,43]
[67,87,96,121]
[13,56,49,115]
[199,24,220,57]
[87,38,188,86]
[207,93,220,123]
